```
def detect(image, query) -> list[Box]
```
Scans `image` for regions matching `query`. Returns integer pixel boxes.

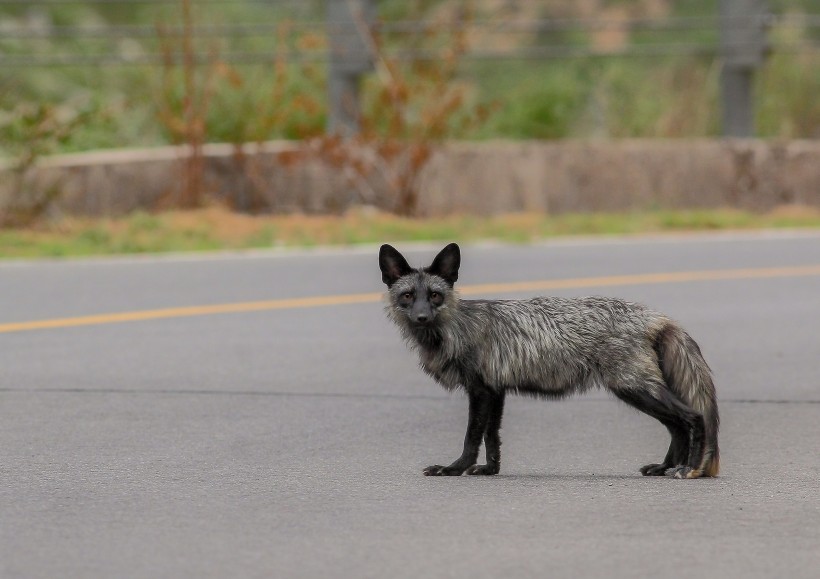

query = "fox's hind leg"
[424,387,491,476]
[639,425,689,476]
[466,390,506,476]
[613,379,705,479]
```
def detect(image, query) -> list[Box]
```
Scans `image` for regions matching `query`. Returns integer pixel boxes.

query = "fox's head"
[379,243,460,327]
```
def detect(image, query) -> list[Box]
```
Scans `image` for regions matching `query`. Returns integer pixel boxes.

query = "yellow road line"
[0,293,382,334]
[2,264,820,334]
[458,264,820,295]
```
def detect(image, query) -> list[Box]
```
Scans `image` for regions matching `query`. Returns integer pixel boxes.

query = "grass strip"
[2,205,820,259]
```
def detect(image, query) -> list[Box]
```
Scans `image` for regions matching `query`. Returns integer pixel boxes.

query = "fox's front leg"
[424,387,490,476]
[466,390,505,476]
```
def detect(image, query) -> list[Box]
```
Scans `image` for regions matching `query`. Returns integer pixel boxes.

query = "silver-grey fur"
[380,243,720,478]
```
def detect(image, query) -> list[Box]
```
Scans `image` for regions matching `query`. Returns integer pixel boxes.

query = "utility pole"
[326,0,375,135]
[719,0,771,137]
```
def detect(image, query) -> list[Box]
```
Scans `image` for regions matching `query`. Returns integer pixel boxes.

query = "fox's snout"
[411,300,434,324]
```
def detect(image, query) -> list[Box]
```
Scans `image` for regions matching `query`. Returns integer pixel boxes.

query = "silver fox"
[379,242,720,479]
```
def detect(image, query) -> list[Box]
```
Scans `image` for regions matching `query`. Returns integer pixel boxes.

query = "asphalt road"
[2,232,819,579]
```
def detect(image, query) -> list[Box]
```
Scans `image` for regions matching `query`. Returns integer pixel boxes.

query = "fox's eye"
[430,292,439,300]
[402,292,413,300]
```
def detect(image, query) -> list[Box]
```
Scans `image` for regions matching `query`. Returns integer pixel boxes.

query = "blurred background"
[1,0,819,254]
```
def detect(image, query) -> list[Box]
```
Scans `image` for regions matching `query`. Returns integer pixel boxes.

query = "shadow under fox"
[379,243,720,479]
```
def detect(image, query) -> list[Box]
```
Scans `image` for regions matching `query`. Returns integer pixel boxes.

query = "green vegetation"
[1,0,819,158]
[2,206,819,259]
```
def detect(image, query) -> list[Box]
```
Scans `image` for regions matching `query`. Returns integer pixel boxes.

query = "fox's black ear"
[379,244,414,287]
[427,243,460,286]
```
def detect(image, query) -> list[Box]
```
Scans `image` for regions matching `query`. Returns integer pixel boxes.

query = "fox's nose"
[415,314,429,323]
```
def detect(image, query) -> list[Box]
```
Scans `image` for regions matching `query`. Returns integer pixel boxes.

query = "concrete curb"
[2,139,819,217]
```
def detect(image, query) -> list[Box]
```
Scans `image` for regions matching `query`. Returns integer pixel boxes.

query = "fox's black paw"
[423,464,465,476]
[465,464,499,476]
[640,463,670,476]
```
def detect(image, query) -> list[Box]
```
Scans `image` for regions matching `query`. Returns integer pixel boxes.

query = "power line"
[6,15,812,39]
[4,41,817,68]
[2,12,817,41]
[1,5,817,69]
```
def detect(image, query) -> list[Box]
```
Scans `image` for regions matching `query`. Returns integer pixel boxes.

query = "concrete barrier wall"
[2,139,819,217]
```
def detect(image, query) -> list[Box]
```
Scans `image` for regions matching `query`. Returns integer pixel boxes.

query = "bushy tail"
[657,324,720,477]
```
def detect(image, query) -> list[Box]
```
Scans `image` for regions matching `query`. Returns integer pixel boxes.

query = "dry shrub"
[306,6,495,216]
